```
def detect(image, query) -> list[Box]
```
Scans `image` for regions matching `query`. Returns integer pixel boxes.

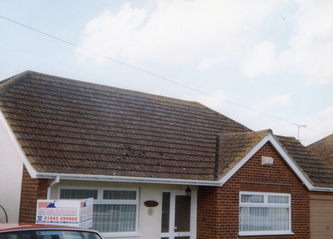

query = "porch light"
[185,186,191,196]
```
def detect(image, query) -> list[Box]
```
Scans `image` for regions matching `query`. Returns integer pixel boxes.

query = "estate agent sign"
[36,198,93,228]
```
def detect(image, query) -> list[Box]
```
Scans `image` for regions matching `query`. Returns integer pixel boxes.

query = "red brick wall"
[197,142,310,239]
[19,166,49,223]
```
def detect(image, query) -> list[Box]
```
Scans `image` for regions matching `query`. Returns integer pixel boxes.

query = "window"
[239,192,292,236]
[59,188,138,236]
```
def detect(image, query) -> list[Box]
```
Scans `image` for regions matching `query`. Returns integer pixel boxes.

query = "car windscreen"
[0,230,102,239]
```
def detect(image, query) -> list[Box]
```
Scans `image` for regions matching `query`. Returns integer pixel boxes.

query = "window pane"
[60,189,98,199]
[268,195,289,204]
[161,192,170,233]
[103,190,136,200]
[93,204,136,232]
[241,195,264,203]
[239,207,289,232]
[175,195,191,232]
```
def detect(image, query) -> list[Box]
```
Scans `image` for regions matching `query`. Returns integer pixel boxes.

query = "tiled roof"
[307,134,333,168]
[0,71,251,181]
[217,130,269,178]
[1,71,332,187]
[277,135,333,188]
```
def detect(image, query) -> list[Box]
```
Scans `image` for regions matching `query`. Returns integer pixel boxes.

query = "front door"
[161,190,197,239]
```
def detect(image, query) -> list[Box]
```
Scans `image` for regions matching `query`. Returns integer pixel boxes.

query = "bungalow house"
[0,71,332,239]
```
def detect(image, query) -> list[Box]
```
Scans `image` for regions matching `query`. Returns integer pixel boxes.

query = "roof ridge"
[1,71,250,131]
[196,102,251,132]
[217,129,269,137]
[25,70,205,108]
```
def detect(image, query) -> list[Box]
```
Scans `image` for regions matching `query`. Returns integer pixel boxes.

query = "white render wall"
[51,180,197,239]
[0,114,23,223]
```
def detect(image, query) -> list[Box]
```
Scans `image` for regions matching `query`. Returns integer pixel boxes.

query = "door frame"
[161,190,197,239]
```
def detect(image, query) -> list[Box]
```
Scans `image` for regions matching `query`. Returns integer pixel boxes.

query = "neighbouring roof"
[0,71,332,188]
[277,135,333,188]
[0,71,250,181]
[307,134,333,168]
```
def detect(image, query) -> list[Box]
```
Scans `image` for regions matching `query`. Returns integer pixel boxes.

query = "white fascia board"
[311,187,333,192]
[36,172,222,186]
[0,110,37,178]
[218,133,316,191]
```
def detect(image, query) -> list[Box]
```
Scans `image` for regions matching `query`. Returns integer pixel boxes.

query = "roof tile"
[0,71,250,181]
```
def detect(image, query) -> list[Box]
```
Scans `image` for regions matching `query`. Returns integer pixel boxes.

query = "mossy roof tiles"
[0,71,250,181]
[0,71,332,187]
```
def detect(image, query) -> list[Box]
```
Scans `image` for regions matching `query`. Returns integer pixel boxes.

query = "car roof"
[0,224,98,233]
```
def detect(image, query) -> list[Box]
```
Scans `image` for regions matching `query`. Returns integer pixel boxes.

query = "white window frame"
[58,186,140,238]
[239,191,293,236]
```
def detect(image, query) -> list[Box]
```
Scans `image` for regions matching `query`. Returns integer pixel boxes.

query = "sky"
[0,0,332,146]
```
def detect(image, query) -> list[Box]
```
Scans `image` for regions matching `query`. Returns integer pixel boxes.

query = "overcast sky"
[0,0,332,146]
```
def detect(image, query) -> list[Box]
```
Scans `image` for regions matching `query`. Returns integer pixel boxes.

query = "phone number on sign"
[43,216,78,221]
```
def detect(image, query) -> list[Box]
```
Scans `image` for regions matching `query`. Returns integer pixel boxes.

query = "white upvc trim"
[240,191,291,205]
[47,176,60,199]
[0,110,37,178]
[161,190,197,239]
[239,191,293,236]
[311,187,333,192]
[239,231,295,236]
[218,133,315,191]
[36,172,222,186]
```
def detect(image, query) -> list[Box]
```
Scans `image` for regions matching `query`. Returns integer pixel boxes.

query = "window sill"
[239,231,294,236]
[101,232,141,238]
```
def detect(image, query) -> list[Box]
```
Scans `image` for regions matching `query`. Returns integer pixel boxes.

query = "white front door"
[161,190,197,239]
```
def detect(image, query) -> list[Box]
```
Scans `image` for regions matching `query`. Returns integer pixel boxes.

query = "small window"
[103,190,136,200]
[239,192,292,236]
[59,189,98,199]
[268,195,289,204]
[241,194,264,203]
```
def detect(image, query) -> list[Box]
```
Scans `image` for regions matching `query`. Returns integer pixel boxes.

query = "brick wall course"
[19,166,48,223]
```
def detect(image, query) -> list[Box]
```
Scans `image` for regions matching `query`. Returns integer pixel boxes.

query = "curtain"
[93,204,136,232]
[239,207,289,231]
